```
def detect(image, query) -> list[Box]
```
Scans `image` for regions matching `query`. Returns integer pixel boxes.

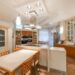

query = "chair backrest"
[0,50,9,57]
[13,47,22,52]
[34,51,40,65]
[21,57,33,75]
[0,68,8,75]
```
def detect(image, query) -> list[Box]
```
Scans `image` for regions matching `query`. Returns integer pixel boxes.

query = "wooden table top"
[0,49,38,72]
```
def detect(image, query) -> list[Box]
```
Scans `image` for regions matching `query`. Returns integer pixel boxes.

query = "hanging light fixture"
[16,16,21,25]
[28,11,42,30]
[16,15,23,29]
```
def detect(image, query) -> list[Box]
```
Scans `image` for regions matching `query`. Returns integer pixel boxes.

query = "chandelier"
[24,11,42,30]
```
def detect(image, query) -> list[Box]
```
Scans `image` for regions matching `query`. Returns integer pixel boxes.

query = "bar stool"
[34,51,40,66]
[21,57,33,75]
[32,51,40,75]
[0,68,8,75]
[0,50,9,57]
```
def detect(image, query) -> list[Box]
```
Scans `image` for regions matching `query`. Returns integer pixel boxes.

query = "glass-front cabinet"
[59,17,75,43]
[0,30,5,47]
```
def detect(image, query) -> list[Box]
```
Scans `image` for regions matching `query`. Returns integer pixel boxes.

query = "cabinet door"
[0,30,5,47]
[40,48,48,66]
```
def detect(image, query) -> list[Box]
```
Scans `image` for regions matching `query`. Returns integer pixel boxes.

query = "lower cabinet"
[39,48,48,67]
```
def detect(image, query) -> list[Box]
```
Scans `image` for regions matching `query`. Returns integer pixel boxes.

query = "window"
[39,29,49,42]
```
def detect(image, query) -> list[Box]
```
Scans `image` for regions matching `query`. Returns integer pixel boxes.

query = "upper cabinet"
[59,16,75,42]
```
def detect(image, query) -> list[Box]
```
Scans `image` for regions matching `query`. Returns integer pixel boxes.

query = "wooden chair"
[0,68,8,75]
[0,50,9,57]
[32,51,40,74]
[34,51,40,66]
[13,47,22,52]
[21,57,33,75]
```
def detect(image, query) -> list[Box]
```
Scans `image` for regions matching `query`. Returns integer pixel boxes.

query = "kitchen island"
[0,49,38,75]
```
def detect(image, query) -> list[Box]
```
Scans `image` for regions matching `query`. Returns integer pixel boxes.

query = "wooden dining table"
[0,49,38,75]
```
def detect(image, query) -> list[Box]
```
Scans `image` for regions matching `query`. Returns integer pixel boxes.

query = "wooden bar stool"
[21,57,33,75]
[32,51,40,75]
[0,50,9,57]
[34,51,40,66]
[0,68,8,75]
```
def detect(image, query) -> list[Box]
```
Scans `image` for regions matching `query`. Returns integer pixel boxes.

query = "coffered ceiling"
[0,0,75,28]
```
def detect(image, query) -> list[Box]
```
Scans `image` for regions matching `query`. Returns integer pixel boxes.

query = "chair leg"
[35,63,40,75]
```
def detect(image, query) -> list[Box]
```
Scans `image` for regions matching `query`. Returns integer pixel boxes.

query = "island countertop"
[0,49,38,72]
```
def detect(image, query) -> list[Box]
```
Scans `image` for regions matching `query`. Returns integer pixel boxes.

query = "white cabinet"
[39,47,48,66]
[49,47,66,72]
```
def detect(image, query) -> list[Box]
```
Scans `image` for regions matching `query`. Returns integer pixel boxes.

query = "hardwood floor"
[35,57,75,75]
[67,57,75,75]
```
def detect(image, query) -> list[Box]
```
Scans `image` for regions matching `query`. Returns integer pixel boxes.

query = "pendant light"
[16,15,22,29]
[16,15,21,25]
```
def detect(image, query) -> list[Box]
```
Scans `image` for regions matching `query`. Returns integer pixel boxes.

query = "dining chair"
[32,51,40,75]
[0,68,8,75]
[21,57,33,75]
[34,51,40,66]
[0,50,9,57]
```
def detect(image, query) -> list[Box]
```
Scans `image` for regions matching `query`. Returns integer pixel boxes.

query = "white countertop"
[50,47,65,52]
[0,49,37,72]
[48,47,66,72]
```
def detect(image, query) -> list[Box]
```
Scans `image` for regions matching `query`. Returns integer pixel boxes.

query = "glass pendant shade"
[16,16,22,29]
[16,16,21,25]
